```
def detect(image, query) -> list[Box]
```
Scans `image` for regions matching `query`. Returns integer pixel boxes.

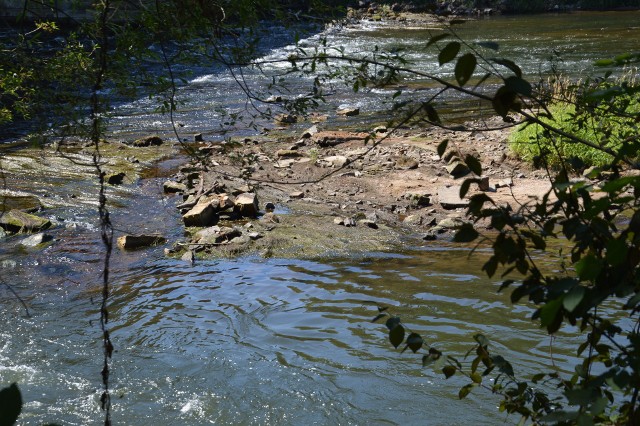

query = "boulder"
[133,135,163,147]
[337,107,360,116]
[117,234,166,250]
[438,186,469,210]
[405,191,431,207]
[0,210,51,233]
[21,232,53,247]
[183,202,217,227]
[164,181,188,194]
[234,192,259,218]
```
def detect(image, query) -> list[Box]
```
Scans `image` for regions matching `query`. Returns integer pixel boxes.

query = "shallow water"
[1,11,639,425]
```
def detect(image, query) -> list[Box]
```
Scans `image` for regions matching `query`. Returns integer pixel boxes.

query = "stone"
[405,191,431,207]
[312,131,369,147]
[422,231,438,241]
[274,113,298,124]
[373,125,387,133]
[438,217,465,229]
[333,217,344,225]
[358,219,378,229]
[183,202,217,227]
[194,226,241,244]
[446,161,470,177]
[478,176,490,191]
[337,107,360,116]
[181,250,195,264]
[133,135,163,147]
[261,212,280,223]
[234,192,259,218]
[403,214,422,225]
[106,172,126,185]
[321,155,349,168]
[276,149,302,158]
[344,217,356,227]
[289,191,304,199]
[20,232,53,247]
[248,232,263,240]
[496,178,513,188]
[438,186,469,209]
[117,234,166,250]
[164,181,188,194]
[218,193,234,210]
[394,156,419,170]
[302,125,318,138]
[0,210,51,233]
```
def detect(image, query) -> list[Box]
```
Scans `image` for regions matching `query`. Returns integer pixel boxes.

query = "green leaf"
[372,313,388,323]
[491,58,522,78]
[539,298,563,330]
[453,223,478,243]
[389,324,405,349]
[405,332,424,353]
[426,33,449,48]
[454,53,477,86]
[436,139,449,158]
[492,86,516,118]
[575,254,603,281]
[385,316,401,331]
[0,383,22,426]
[605,238,628,266]
[470,373,482,384]
[438,42,461,66]
[563,286,585,313]
[464,154,482,176]
[459,383,475,399]
[424,104,441,124]
[442,365,457,378]
[504,76,532,97]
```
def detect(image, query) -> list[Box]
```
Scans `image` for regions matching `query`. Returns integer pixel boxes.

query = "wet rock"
[181,250,195,264]
[106,172,126,185]
[183,202,218,227]
[133,135,163,147]
[0,210,51,233]
[337,107,360,116]
[438,186,469,210]
[20,232,53,247]
[193,226,241,244]
[117,234,166,250]
[234,192,259,218]
[437,217,465,229]
[164,181,188,194]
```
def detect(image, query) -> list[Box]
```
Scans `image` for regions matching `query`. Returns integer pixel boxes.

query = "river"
[1,11,639,425]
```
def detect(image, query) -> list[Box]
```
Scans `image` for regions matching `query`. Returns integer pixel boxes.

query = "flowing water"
[1,11,639,425]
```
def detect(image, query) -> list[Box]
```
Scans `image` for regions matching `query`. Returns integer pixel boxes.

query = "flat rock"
[164,181,188,194]
[312,131,369,147]
[337,107,360,116]
[289,191,305,199]
[20,232,53,247]
[276,149,302,158]
[194,226,241,244]
[394,156,419,170]
[0,210,52,233]
[438,186,469,210]
[117,234,166,250]
[437,217,465,229]
[320,155,349,168]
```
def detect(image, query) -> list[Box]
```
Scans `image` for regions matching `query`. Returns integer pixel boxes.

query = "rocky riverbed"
[157,113,553,260]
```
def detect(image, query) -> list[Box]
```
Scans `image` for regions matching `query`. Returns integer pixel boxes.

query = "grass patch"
[509,80,640,169]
